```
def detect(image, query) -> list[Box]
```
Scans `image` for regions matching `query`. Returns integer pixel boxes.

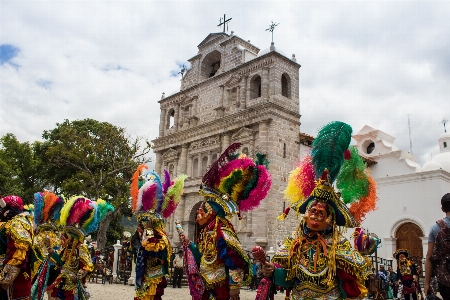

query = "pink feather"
[298,156,316,198]
[217,157,254,185]
[68,198,91,224]
[142,184,157,211]
[239,166,272,212]
[162,200,176,219]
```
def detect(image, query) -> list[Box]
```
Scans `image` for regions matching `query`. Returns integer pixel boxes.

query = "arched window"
[193,158,199,177]
[166,109,175,129]
[444,141,448,148]
[169,164,175,177]
[250,75,262,99]
[242,147,249,155]
[367,142,375,154]
[201,156,208,175]
[281,73,291,98]
[201,50,222,79]
[212,153,218,161]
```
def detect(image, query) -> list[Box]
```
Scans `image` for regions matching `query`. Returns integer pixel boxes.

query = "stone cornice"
[375,169,450,185]
[219,36,260,54]
[158,52,297,106]
[152,102,300,151]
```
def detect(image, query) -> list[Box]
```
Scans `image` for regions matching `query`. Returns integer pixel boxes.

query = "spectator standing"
[425,193,450,299]
[172,250,184,288]
[379,265,390,298]
[388,266,398,299]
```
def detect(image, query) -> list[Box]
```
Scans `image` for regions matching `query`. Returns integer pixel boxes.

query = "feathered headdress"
[33,191,65,231]
[281,121,377,226]
[199,143,271,218]
[131,164,187,224]
[60,196,101,240]
[351,227,380,256]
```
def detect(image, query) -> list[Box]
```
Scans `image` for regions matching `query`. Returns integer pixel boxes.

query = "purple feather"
[162,169,171,195]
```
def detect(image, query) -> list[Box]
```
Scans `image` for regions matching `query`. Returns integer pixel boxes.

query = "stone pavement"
[76,282,286,300]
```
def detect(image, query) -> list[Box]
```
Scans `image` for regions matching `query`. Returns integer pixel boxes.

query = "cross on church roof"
[217,14,232,33]
[441,118,448,132]
[265,20,279,43]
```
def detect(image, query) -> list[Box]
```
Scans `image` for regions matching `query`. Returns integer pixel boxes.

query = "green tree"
[40,119,151,249]
[0,133,44,202]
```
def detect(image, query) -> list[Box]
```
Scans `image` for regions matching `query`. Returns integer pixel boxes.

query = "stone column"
[173,195,186,246]
[259,121,269,153]
[174,104,180,131]
[262,67,270,102]
[236,85,240,108]
[112,241,122,281]
[207,152,212,169]
[196,154,202,178]
[187,154,193,177]
[220,85,225,107]
[178,144,188,174]
[241,76,248,109]
[127,258,136,285]
[222,134,231,152]
[159,108,166,137]
[420,236,428,262]
[192,96,198,115]
[155,152,161,173]
[383,237,397,267]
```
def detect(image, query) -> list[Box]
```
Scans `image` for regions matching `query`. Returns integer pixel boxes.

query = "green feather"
[221,170,243,195]
[255,153,270,169]
[243,167,259,199]
[311,121,352,182]
[336,146,369,204]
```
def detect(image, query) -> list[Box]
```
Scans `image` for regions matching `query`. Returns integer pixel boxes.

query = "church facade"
[151,32,301,251]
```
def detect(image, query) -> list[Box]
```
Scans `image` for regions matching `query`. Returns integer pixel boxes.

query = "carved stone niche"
[162,148,179,164]
[231,127,257,144]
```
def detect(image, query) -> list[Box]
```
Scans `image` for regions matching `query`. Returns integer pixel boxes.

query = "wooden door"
[395,222,424,258]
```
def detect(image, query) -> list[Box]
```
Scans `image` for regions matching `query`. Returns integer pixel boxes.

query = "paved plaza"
[65,283,286,300]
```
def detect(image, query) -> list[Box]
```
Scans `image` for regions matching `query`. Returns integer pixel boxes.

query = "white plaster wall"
[369,154,419,178]
[360,170,450,260]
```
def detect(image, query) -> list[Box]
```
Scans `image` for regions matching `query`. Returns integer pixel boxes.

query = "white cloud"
[1,0,449,167]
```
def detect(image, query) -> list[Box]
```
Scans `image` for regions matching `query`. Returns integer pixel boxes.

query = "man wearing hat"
[394,249,418,300]
[172,250,184,288]
[0,195,34,300]
[425,193,450,299]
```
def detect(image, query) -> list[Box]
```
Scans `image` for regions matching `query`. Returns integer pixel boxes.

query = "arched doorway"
[395,222,424,258]
[188,201,203,242]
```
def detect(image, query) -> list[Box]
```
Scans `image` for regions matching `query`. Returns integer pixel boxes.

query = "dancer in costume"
[0,195,34,300]
[30,191,65,300]
[130,164,187,300]
[180,143,272,300]
[46,197,114,300]
[264,121,377,300]
[394,249,418,300]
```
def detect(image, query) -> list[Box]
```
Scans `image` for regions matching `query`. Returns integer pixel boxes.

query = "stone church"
[151,31,302,251]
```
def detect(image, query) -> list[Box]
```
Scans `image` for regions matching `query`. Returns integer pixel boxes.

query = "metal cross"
[440,118,448,132]
[265,20,280,43]
[217,14,232,33]
[178,65,187,78]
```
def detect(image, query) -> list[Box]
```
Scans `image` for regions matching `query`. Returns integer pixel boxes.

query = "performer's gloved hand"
[0,264,20,288]
[229,286,240,300]
[262,262,274,277]
[77,269,88,280]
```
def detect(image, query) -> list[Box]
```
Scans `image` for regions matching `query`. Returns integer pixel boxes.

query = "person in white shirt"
[172,250,184,288]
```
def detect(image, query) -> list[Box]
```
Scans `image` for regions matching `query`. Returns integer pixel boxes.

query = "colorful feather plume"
[60,195,100,235]
[131,164,149,212]
[96,199,115,221]
[200,143,271,214]
[131,165,187,219]
[311,121,352,183]
[34,191,64,226]
[349,174,377,224]
[203,142,242,187]
[284,155,316,206]
[34,192,45,225]
[336,146,369,204]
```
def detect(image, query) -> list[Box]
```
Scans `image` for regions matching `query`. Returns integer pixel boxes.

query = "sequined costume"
[269,121,376,300]
[46,197,114,300]
[186,143,271,300]
[130,165,187,300]
[394,249,418,300]
[30,191,64,300]
[0,196,34,300]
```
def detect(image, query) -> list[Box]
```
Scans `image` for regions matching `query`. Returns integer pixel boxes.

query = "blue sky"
[1,1,449,169]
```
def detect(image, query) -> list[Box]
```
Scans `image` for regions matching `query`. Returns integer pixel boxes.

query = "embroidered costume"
[187,143,272,300]
[394,249,418,300]
[130,165,187,300]
[30,191,65,300]
[47,197,114,300]
[0,195,34,300]
[271,121,377,300]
